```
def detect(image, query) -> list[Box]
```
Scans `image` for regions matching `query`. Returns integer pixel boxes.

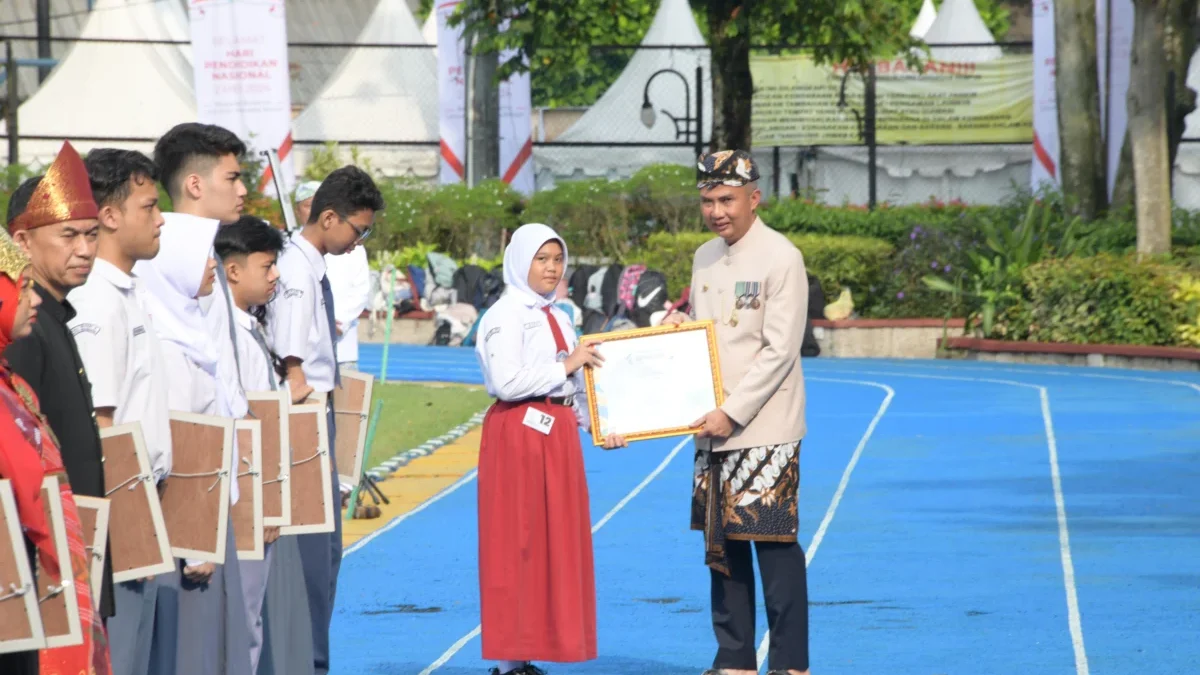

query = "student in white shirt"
[213,216,315,675]
[266,165,384,675]
[472,223,625,675]
[135,216,253,675]
[72,148,175,675]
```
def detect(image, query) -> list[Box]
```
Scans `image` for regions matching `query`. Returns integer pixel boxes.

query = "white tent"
[291,0,439,177]
[422,11,438,45]
[533,0,712,187]
[910,0,939,39]
[1,0,195,167]
[922,0,1003,63]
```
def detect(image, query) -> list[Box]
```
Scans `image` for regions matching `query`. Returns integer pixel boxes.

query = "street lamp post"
[639,66,705,159]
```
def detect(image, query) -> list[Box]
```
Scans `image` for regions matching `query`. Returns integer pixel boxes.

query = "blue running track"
[333,344,1200,675]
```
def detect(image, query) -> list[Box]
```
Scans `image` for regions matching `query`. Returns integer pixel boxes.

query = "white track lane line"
[755,378,894,671]
[418,435,693,675]
[343,469,478,558]
[785,368,1089,675]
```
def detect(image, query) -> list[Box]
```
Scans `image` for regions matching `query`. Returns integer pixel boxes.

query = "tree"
[1109,0,1197,252]
[1126,0,1175,254]
[448,0,1010,149]
[1053,0,1108,221]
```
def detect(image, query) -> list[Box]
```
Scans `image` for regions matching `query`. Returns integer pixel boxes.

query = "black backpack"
[801,273,825,357]
[629,270,669,327]
[599,263,625,317]
[581,308,610,335]
[568,265,596,309]
[451,265,486,308]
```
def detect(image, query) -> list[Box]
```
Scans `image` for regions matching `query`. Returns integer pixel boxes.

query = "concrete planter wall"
[811,318,966,359]
[937,337,1200,372]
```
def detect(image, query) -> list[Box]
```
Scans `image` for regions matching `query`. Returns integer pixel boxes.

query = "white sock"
[498,661,525,674]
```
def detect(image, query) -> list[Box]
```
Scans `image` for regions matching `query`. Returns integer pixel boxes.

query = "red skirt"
[478,399,597,663]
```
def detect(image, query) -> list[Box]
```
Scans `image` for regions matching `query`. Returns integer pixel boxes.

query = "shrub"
[369,179,522,260]
[628,230,893,310]
[999,254,1191,346]
[522,178,632,260]
[1175,275,1200,347]
[863,224,971,319]
[625,164,704,235]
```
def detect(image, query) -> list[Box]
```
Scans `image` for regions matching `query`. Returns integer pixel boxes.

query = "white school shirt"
[474,290,588,429]
[67,258,174,480]
[324,246,370,364]
[232,306,280,392]
[266,235,337,393]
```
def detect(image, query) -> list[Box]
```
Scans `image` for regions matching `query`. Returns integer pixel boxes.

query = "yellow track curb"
[341,428,483,548]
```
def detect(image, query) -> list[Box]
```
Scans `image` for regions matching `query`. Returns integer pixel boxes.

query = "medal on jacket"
[749,281,761,309]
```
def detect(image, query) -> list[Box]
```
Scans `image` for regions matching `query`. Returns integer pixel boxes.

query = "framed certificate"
[37,475,82,649]
[164,412,235,564]
[581,321,724,445]
[0,479,45,654]
[280,396,334,536]
[247,391,292,528]
[100,424,175,583]
[232,420,265,562]
[73,496,110,605]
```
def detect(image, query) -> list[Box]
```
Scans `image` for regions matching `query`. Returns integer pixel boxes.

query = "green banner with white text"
[750,53,1033,146]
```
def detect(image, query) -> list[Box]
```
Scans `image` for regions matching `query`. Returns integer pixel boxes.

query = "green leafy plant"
[522,178,632,260]
[1002,254,1192,346]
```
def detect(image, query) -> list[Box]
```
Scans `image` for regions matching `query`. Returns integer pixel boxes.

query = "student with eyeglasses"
[264,165,383,675]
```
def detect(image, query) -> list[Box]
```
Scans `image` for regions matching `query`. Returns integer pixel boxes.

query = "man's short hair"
[6,176,44,227]
[307,166,385,225]
[83,149,160,210]
[214,215,286,261]
[154,123,247,202]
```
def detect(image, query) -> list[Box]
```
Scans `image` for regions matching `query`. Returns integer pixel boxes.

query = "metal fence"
[0,34,1041,206]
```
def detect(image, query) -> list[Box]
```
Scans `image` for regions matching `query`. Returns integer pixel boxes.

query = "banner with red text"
[189,0,294,195]
[437,3,535,192]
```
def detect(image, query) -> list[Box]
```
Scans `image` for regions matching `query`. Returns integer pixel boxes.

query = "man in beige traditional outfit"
[665,149,810,675]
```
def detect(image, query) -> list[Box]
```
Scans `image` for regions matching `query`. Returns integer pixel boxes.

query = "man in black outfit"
[4,149,114,626]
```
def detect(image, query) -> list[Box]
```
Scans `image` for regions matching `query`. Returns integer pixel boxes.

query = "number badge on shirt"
[522,406,555,435]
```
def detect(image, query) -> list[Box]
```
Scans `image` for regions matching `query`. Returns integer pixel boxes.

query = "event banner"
[1031,0,1133,195]
[750,52,1034,147]
[437,3,535,192]
[188,0,294,195]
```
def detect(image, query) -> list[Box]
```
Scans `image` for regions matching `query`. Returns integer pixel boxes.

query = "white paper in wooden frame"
[247,391,292,528]
[72,496,110,607]
[0,479,46,654]
[164,412,235,564]
[280,398,334,536]
[38,475,83,649]
[100,423,175,583]
[234,419,265,562]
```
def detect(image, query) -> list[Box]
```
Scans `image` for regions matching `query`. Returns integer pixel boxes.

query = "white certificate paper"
[583,322,723,444]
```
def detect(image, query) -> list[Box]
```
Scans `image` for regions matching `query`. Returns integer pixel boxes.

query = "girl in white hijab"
[134,219,254,675]
[472,223,624,675]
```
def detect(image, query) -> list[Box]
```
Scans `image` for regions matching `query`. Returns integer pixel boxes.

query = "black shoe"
[517,666,547,675]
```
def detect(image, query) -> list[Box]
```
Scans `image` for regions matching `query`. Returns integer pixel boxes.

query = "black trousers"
[711,539,809,672]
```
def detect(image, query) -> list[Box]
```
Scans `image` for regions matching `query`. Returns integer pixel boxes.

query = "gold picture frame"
[581,320,724,446]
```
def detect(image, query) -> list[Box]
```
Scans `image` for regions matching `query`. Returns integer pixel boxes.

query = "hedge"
[994,254,1197,347]
[629,231,893,309]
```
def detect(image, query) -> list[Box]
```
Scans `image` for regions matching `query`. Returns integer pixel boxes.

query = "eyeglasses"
[338,214,373,243]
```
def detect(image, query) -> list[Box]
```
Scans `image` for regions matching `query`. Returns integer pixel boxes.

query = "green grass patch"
[365,382,495,470]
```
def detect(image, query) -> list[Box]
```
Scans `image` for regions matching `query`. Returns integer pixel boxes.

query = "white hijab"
[135,218,221,378]
[503,223,568,308]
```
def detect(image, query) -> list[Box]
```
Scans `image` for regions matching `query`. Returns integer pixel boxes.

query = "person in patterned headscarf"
[0,227,112,675]
[664,149,811,675]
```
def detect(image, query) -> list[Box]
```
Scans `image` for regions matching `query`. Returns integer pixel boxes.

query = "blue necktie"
[320,274,341,387]
[249,324,279,392]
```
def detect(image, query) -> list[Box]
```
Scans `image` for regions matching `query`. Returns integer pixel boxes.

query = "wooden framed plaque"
[0,479,45,654]
[163,413,235,564]
[247,391,291,528]
[233,419,265,561]
[72,496,110,605]
[332,372,374,487]
[100,423,175,583]
[37,475,82,648]
[280,397,334,536]
[581,321,725,446]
